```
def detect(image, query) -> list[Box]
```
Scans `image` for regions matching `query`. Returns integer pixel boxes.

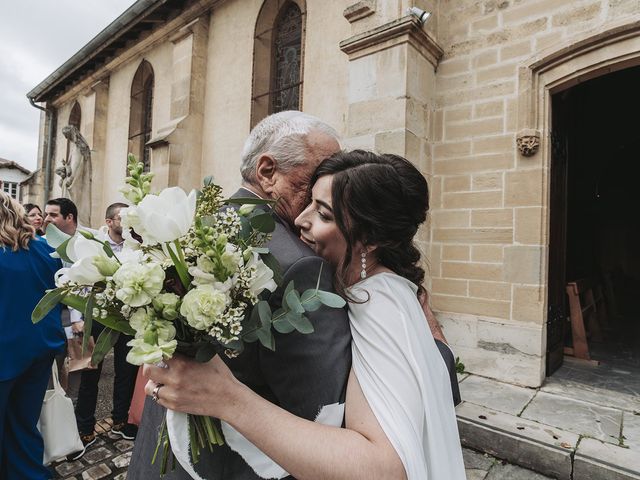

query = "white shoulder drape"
[348,273,466,480]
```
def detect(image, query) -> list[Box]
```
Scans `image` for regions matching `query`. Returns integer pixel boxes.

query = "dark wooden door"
[546,92,570,376]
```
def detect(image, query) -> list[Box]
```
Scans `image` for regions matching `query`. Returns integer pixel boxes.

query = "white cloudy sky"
[0,0,136,171]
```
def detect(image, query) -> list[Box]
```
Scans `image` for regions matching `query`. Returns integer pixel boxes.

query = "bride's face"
[294,175,347,269]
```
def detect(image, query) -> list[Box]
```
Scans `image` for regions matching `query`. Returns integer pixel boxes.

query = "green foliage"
[32,288,68,323]
[455,356,465,374]
[92,327,120,365]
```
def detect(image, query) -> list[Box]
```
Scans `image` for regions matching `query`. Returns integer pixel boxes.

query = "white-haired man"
[128,111,351,480]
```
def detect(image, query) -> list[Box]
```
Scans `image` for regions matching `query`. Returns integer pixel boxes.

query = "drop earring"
[360,252,367,279]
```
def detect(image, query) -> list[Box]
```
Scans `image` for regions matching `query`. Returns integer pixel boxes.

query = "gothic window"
[271,3,302,113]
[251,0,306,127]
[128,61,154,173]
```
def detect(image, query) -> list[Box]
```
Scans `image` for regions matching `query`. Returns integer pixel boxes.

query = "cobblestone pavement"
[51,430,553,480]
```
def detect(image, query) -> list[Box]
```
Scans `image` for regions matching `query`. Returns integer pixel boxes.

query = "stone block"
[433,293,510,319]
[622,411,640,450]
[504,246,544,284]
[432,210,470,228]
[444,175,471,192]
[512,285,544,324]
[501,0,563,24]
[446,118,504,141]
[500,40,532,62]
[55,460,86,476]
[535,31,564,52]
[515,207,545,245]
[83,447,113,465]
[474,100,504,119]
[469,281,511,301]
[445,106,473,124]
[472,134,513,155]
[348,98,406,136]
[552,3,601,27]
[348,54,377,103]
[574,437,640,480]
[505,169,543,206]
[477,318,544,358]
[82,464,112,480]
[430,175,443,209]
[456,402,577,479]
[437,72,474,92]
[471,209,513,228]
[472,172,503,191]
[432,277,468,296]
[438,56,471,76]
[473,49,498,69]
[463,447,495,471]
[375,46,408,98]
[436,311,478,349]
[471,245,503,263]
[485,463,555,479]
[434,140,472,158]
[472,14,498,32]
[112,451,132,468]
[522,392,623,444]
[443,191,503,209]
[442,261,503,281]
[113,439,134,452]
[443,245,471,261]
[432,109,443,142]
[434,152,514,175]
[435,227,512,245]
[459,375,536,415]
[477,63,518,84]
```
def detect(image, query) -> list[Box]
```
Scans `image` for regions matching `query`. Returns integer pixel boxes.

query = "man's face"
[106,208,123,237]
[272,131,340,227]
[44,204,76,235]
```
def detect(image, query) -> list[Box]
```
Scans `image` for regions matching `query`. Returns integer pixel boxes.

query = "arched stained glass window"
[251,0,306,127]
[271,3,302,113]
[128,60,154,173]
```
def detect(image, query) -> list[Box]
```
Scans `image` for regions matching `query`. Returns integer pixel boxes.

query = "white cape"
[348,272,466,480]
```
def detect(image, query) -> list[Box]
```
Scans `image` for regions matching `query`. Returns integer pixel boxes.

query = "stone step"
[457,402,640,480]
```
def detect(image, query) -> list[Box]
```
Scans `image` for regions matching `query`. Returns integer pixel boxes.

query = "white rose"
[180,284,230,331]
[136,187,197,244]
[113,262,165,307]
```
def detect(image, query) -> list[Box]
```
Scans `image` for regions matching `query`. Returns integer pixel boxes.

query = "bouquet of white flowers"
[33,154,345,474]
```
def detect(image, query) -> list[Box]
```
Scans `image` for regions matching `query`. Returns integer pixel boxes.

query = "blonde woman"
[0,192,66,479]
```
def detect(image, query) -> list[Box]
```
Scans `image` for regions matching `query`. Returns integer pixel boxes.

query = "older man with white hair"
[128,111,351,480]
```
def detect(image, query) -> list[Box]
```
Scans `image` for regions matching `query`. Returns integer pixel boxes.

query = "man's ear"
[255,154,278,194]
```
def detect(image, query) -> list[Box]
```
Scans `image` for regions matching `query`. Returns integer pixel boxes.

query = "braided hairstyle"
[310,150,429,299]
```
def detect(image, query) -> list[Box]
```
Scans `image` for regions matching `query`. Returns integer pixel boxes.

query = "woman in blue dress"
[0,192,66,479]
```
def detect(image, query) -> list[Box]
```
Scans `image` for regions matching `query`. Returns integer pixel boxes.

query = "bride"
[144,150,466,479]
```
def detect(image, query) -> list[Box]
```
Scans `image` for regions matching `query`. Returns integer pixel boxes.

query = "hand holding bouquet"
[33,154,345,474]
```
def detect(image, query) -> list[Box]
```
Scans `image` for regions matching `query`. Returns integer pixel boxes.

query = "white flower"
[119,184,144,205]
[126,337,177,365]
[113,262,165,307]
[129,307,155,335]
[188,255,236,289]
[246,252,277,297]
[119,206,147,246]
[152,292,181,320]
[180,284,230,331]
[220,243,243,275]
[56,234,114,286]
[135,187,197,244]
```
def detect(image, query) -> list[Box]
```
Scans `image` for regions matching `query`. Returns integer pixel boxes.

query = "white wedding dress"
[348,272,466,479]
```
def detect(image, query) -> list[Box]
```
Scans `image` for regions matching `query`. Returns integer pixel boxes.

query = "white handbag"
[38,361,84,465]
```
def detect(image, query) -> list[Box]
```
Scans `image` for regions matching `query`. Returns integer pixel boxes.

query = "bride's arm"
[144,356,406,480]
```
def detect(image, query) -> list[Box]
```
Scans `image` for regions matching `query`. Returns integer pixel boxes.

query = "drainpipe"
[28,96,56,203]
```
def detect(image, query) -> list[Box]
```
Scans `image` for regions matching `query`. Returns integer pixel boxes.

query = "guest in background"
[72,202,139,460]
[0,192,66,479]
[23,203,44,236]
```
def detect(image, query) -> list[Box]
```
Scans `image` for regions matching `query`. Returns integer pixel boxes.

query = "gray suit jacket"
[127,189,352,480]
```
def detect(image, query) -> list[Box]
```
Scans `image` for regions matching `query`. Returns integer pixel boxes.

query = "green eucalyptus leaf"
[195,343,217,363]
[203,175,215,186]
[92,327,119,365]
[249,212,276,233]
[242,330,259,342]
[273,317,296,334]
[32,288,67,323]
[251,247,269,254]
[283,280,295,302]
[300,289,323,312]
[288,314,314,334]
[285,290,305,314]
[317,291,347,308]
[257,301,272,327]
[256,327,275,350]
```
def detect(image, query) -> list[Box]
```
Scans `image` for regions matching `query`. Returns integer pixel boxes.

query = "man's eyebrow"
[316,199,332,212]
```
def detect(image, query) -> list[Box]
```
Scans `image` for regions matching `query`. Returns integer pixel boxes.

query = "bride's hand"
[143,354,238,418]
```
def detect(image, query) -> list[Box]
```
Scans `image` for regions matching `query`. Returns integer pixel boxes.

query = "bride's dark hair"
[309,150,429,299]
